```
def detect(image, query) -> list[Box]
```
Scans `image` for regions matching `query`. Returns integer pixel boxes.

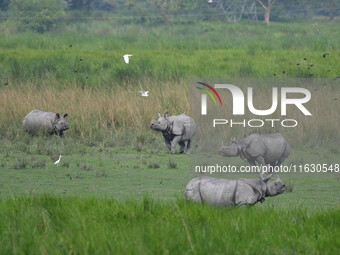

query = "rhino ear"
[164,112,168,118]
[158,112,161,118]
[56,113,60,119]
[63,114,68,118]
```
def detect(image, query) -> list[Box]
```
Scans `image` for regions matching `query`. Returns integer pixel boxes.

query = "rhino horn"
[259,172,273,182]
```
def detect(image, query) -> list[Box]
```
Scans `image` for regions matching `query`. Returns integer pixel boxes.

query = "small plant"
[148,163,160,169]
[285,180,294,193]
[167,160,177,169]
[75,172,83,179]
[13,158,28,169]
[32,159,47,169]
[96,171,108,178]
[62,162,70,168]
[81,164,92,171]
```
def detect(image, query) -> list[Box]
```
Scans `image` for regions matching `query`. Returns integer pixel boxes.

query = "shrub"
[9,0,66,33]
[167,160,177,169]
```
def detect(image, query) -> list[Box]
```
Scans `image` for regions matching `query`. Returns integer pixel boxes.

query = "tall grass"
[1,79,338,147]
[0,80,188,142]
[0,196,339,254]
[0,21,339,147]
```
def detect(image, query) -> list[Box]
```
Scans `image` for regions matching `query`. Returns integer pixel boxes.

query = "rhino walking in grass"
[23,110,70,138]
[150,112,196,154]
[219,133,291,168]
[185,173,285,207]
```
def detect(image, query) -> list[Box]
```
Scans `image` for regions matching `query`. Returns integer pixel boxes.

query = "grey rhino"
[185,173,285,207]
[23,110,70,137]
[150,112,196,154]
[219,133,291,167]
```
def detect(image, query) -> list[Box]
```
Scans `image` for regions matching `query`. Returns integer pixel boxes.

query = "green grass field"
[0,19,340,254]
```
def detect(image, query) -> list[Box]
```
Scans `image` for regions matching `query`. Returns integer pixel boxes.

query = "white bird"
[54,155,62,165]
[139,90,149,97]
[208,0,213,3]
[123,54,133,64]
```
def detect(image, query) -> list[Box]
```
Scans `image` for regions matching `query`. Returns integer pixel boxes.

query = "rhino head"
[53,113,70,137]
[259,173,286,197]
[219,138,243,157]
[150,112,172,132]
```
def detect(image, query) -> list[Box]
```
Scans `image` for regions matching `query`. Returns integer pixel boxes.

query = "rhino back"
[169,114,197,140]
[242,133,290,163]
[186,177,237,207]
[23,110,56,133]
[186,177,266,207]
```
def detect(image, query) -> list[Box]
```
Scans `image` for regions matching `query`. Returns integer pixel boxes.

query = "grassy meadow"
[0,19,340,254]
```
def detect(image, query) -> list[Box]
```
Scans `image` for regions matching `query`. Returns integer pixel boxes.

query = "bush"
[9,0,66,33]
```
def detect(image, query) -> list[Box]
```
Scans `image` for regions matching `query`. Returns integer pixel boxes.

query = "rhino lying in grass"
[219,133,291,168]
[23,110,70,138]
[185,173,285,207]
[150,112,196,154]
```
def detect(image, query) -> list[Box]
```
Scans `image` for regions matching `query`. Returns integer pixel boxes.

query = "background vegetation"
[0,1,339,254]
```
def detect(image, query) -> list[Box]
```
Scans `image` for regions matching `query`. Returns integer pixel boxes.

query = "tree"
[257,0,276,26]
[9,0,66,33]
[127,0,197,24]
[0,0,10,11]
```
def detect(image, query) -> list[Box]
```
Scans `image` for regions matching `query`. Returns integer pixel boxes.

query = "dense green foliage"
[0,196,339,254]
[0,21,340,85]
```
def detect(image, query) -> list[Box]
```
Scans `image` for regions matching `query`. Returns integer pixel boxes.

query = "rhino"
[23,110,70,137]
[219,133,291,168]
[185,173,285,207]
[150,112,197,154]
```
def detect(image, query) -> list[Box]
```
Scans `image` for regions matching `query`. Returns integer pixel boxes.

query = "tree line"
[0,0,339,32]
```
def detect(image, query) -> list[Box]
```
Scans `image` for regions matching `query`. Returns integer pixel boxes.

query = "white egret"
[54,155,62,166]
[139,90,149,97]
[123,54,133,64]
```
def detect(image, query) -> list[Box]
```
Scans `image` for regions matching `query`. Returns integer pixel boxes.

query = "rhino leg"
[186,139,192,154]
[255,156,265,165]
[277,154,289,166]
[247,159,256,166]
[163,137,171,150]
[179,141,185,153]
[171,136,181,154]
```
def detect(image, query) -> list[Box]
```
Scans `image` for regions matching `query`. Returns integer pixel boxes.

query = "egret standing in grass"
[123,54,133,64]
[54,155,62,166]
[139,90,149,97]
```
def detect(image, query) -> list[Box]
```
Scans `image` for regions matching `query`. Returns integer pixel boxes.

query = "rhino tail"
[185,178,203,203]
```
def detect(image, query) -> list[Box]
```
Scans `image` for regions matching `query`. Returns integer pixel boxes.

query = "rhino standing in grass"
[219,133,291,168]
[150,112,196,154]
[23,110,70,138]
[185,173,285,207]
